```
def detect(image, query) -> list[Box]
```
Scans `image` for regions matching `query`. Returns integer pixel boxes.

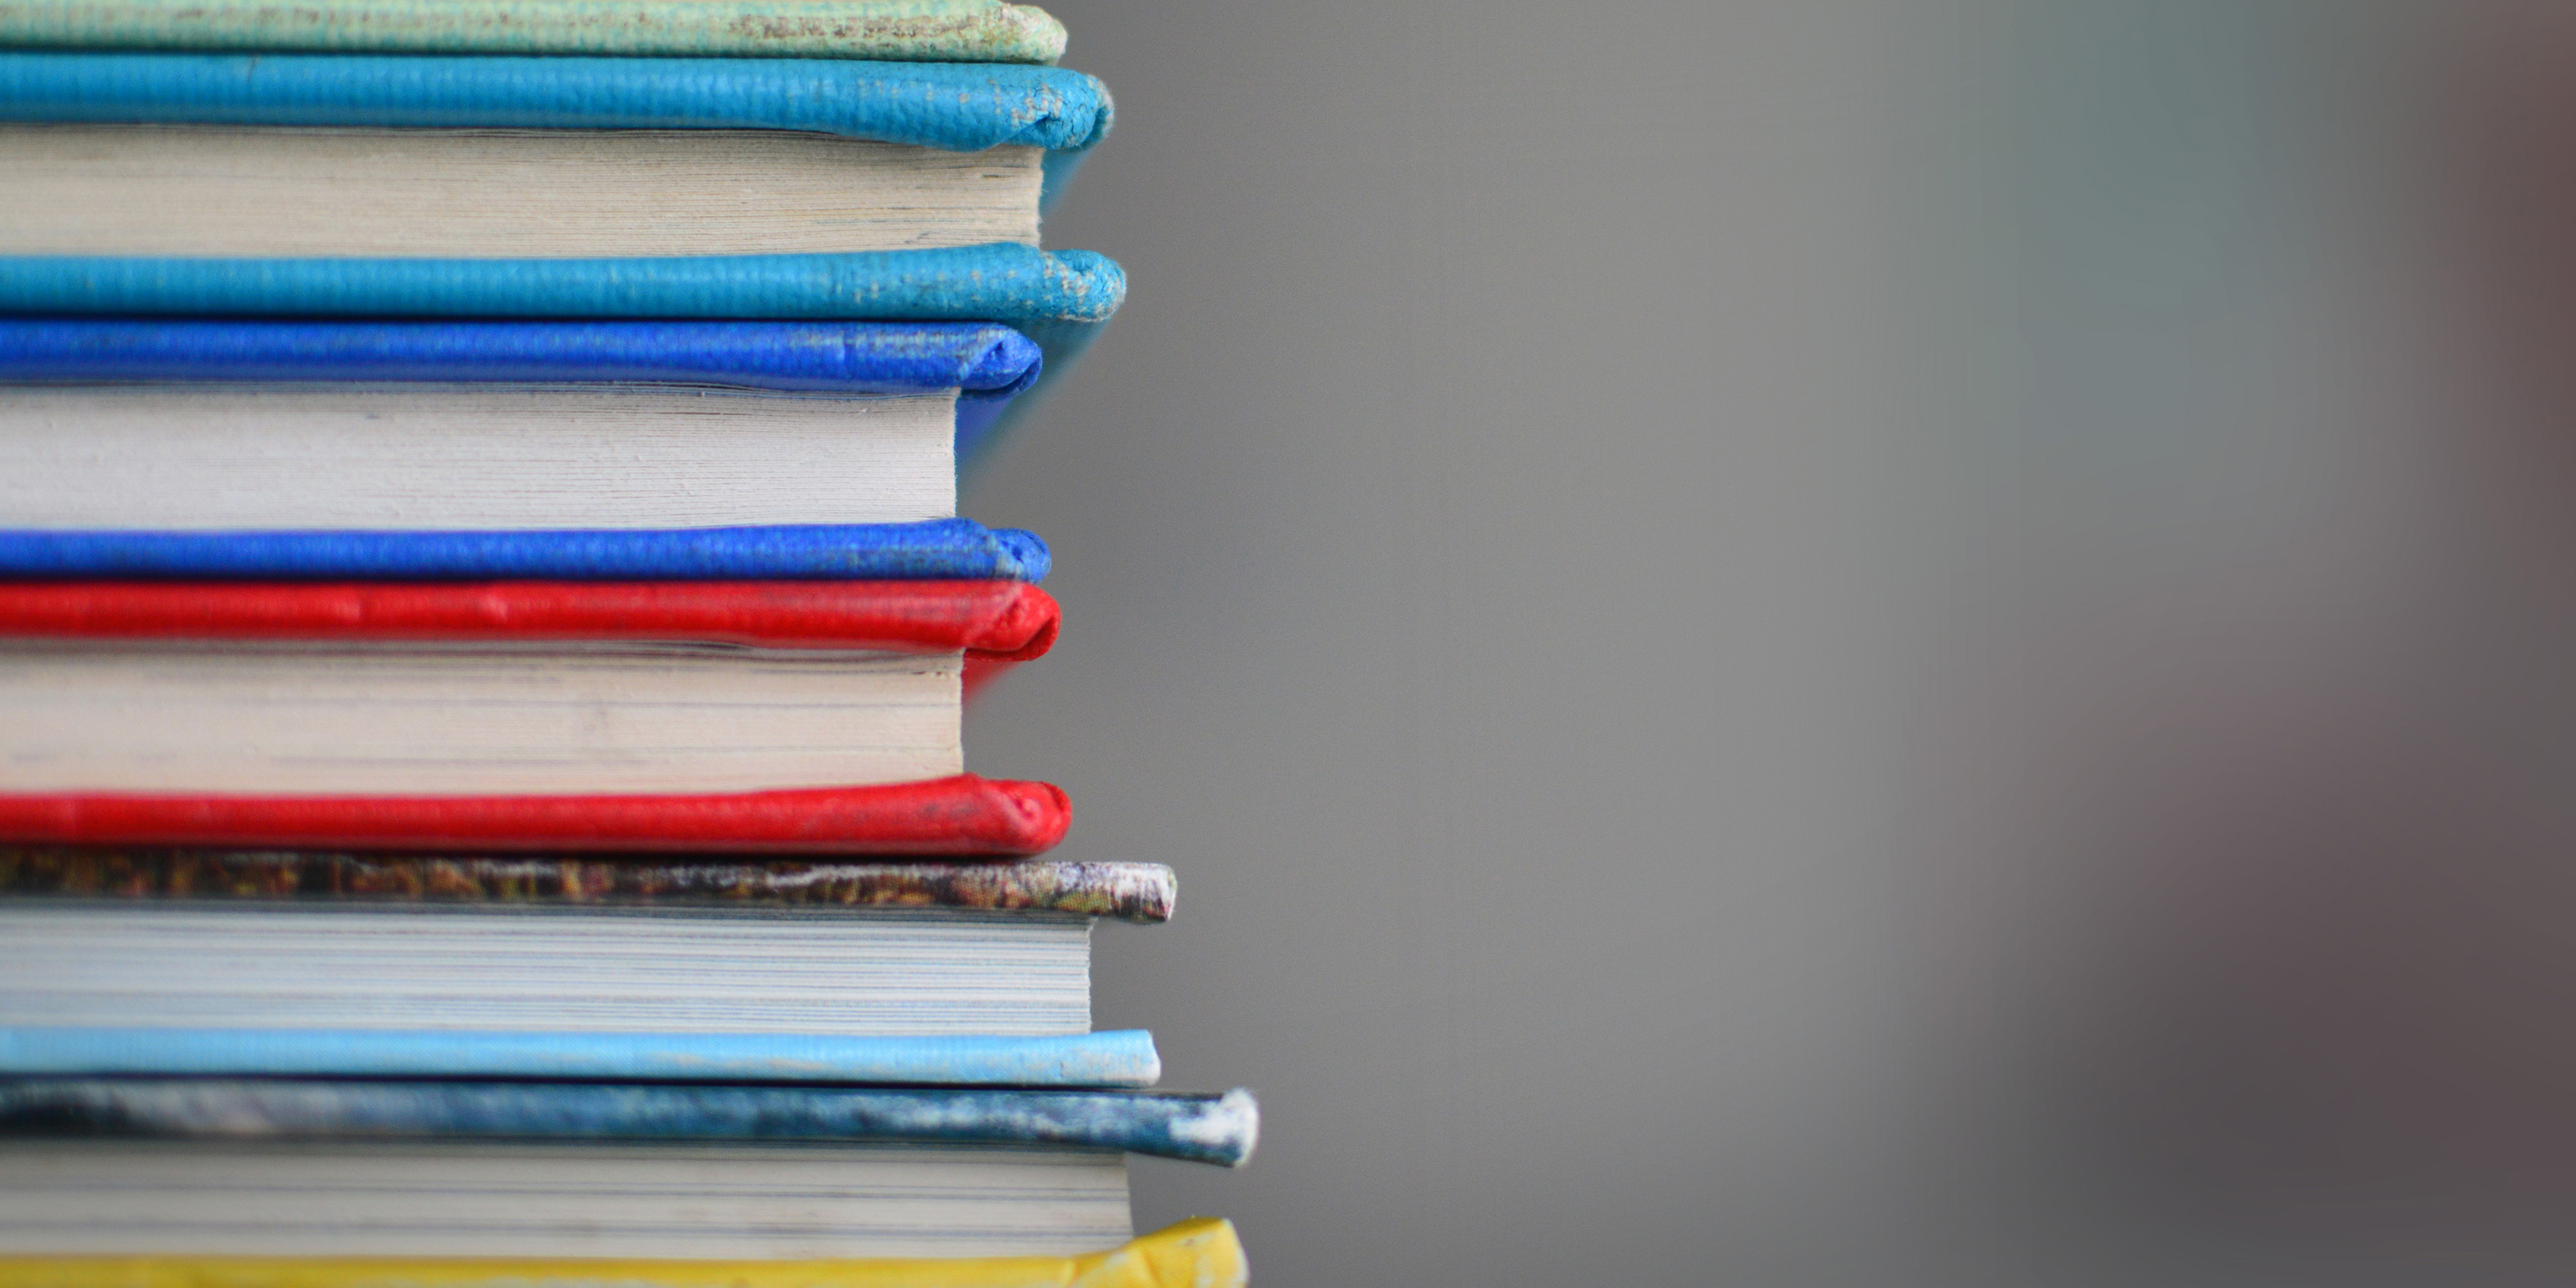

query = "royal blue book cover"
[0,518,1051,582]
[0,1027,1157,1088]
[0,317,1043,457]
[0,1079,1258,1166]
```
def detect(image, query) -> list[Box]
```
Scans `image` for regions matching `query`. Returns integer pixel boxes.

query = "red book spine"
[0,581,1059,657]
[0,775,1070,857]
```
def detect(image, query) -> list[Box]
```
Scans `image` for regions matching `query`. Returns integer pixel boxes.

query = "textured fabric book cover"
[0,52,1108,154]
[0,51,1112,213]
[0,519,1051,582]
[0,1080,1253,1164]
[0,775,1071,856]
[0,578,1061,693]
[0,852,1174,922]
[0,317,1044,455]
[0,247,1123,454]
[0,1218,1248,1288]
[0,0,1071,64]
[0,1028,1159,1086]
[0,580,1059,654]
[0,317,1042,395]
[0,244,1122,328]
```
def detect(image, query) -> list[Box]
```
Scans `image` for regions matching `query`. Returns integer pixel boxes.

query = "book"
[0,0,1073,64]
[0,855,1165,1045]
[0,1218,1246,1288]
[0,52,1113,244]
[0,580,1057,799]
[0,319,1042,513]
[0,1079,1254,1260]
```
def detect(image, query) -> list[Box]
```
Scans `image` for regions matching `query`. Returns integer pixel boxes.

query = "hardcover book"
[0,856,1166,1065]
[0,582,1069,851]
[0,52,1113,237]
[0,1080,1254,1261]
[0,319,1045,502]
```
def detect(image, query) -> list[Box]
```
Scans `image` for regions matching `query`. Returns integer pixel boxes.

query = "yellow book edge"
[0,1217,1245,1288]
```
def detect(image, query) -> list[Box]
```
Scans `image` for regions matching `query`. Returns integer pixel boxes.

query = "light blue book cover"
[0,1026,1159,1087]
[0,52,1112,205]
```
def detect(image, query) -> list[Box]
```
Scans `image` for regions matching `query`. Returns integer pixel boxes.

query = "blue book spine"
[0,51,1110,211]
[0,246,1122,460]
[0,1079,1258,1166]
[0,519,1052,582]
[0,318,1042,399]
[0,53,1112,153]
[0,244,1124,328]
[0,1028,1160,1089]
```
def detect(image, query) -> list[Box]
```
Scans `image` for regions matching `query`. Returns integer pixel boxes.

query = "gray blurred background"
[967,1,2576,1282]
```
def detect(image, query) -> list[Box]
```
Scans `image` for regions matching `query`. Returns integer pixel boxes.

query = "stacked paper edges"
[0,6,1252,1285]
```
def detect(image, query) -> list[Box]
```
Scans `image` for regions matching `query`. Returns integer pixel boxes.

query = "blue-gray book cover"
[0,1078,1258,1166]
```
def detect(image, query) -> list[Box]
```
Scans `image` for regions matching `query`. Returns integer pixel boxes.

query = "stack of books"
[0,2,1254,1283]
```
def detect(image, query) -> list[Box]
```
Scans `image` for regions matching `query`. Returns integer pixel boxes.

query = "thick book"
[0,855,1166,1046]
[0,0,1073,64]
[0,580,1058,799]
[0,1219,1245,1288]
[0,1083,1249,1259]
[0,318,1042,492]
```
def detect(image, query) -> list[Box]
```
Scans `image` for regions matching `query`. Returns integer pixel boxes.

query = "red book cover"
[0,775,1070,857]
[0,578,1057,692]
[0,582,1068,855]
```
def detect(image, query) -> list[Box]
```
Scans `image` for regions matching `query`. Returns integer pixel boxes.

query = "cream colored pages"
[0,127,1044,256]
[0,386,956,529]
[0,642,964,794]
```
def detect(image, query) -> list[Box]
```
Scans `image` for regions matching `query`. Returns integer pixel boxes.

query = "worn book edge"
[0,1082,1254,1165]
[0,853,1173,922]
